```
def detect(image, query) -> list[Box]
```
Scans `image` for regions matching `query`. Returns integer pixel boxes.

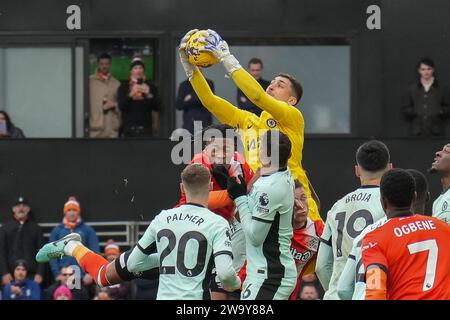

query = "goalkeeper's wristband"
[221,55,242,75]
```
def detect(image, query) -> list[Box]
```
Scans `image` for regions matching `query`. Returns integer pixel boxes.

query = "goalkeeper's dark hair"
[261,130,291,168]
[278,73,303,105]
[356,140,390,172]
[380,168,416,209]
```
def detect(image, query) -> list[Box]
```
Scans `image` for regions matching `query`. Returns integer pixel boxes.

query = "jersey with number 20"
[139,203,233,300]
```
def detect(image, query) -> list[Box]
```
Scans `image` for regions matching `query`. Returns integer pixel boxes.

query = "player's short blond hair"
[181,163,211,198]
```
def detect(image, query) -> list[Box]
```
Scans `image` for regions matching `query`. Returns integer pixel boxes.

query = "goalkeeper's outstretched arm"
[200,29,302,124]
[178,29,252,128]
[189,68,248,127]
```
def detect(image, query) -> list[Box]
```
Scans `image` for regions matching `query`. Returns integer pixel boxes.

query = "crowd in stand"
[0,196,159,300]
[0,193,322,300]
[1,56,449,139]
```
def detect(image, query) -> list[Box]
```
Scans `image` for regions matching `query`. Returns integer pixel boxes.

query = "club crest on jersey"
[259,193,269,206]
[266,119,277,128]
[443,201,448,211]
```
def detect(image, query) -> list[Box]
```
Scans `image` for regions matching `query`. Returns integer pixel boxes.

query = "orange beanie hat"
[64,196,81,214]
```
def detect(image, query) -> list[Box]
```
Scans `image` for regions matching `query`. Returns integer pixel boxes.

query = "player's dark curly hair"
[294,180,304,189]
[356,140,390,172]
[261,130,291,168]
[200,123,242,151]
[380,168,416,208]
[405,169,429,204]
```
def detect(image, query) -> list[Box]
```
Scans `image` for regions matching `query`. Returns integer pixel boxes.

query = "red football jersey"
[362,214,450,300]
[289,218,324,300]
[177,151,254,222]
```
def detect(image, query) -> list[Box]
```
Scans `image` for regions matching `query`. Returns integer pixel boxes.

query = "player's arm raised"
[202,29,302,125]
[179,30,251,128]
[127,218,160,273]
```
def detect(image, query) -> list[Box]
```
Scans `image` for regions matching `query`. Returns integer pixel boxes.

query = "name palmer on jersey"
[166,212,205,226]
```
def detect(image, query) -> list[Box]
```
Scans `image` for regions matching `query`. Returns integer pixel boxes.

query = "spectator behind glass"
[89,53,121,138]
[45,266,89,300]
[402,57,450,136]
[299,282,320,300]
[95,239,133,300]
[48,196,100,286]
[0,196,44,287]
[176,79,214,134]
[236,58,270,116]
[0,111,25,139]
[2,260,41,300]
[118,57,160,138]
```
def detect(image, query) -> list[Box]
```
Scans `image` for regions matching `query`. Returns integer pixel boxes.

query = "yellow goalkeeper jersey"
[190,68,321,222]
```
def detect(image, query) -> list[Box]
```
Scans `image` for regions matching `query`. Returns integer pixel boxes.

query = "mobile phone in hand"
[0,119,7,135]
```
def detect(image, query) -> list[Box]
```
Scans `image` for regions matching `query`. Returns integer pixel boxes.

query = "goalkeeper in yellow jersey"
[179,29,321,222]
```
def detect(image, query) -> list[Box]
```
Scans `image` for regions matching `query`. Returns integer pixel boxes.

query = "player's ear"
[287,96,297,106]
[180,183,185,195]
[209,181,213,191]
[380,196,388,212]
[412,192,417,207]
[355,165,361,178]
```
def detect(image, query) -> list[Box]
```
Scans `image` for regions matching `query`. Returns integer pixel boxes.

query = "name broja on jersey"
[320,186,384,300]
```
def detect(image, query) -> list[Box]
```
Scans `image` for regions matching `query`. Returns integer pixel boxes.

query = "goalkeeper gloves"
[201,29,242,75]
[227,175,247,200]
[178,29,203,80]
[212,165,230,190]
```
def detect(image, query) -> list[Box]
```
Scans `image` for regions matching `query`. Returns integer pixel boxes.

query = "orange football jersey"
[362,214,450,300]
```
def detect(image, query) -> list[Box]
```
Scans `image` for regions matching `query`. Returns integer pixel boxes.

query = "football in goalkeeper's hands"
[186,30,219,68]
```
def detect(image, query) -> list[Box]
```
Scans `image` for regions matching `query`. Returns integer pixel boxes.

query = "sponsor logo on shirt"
[362,242,378,251]
[443,201,448,211]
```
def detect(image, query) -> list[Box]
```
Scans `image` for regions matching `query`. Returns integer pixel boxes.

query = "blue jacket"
[48,220,100,277]
[3,279,41,300]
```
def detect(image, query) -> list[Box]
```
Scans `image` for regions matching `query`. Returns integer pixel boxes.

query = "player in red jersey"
[177,124,254,222]
[289,180,324,300]
[362,168,450,300]
[178,124,254,300]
